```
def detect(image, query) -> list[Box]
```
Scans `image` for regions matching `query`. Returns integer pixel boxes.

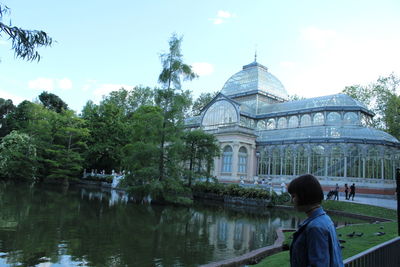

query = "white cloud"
[58,78,72,90]
[92,83,132,102]
[217,10,233,19]
[28,77,74,91]
[210,10,236,25]
[28,78,55,91]
[192,62,214,76]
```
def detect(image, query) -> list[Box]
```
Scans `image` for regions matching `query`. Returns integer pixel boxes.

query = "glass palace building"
[185,60,399,192]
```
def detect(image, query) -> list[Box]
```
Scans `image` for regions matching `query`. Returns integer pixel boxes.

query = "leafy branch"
[0,3,53,62]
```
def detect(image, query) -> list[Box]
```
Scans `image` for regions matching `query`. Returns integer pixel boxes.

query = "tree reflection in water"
[0,183,362,266]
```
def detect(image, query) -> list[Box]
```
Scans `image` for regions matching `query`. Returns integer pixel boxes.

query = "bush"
[84,175,113,183]
[192,182,274,200]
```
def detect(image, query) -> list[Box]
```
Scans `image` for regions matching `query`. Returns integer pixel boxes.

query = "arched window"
[288,116,299,128]
[266,119,276,130]
[313,113,324,126]
[202,100,237,130]
[300,114,311,127]
[277,117,287,129]
[238,147,247,173]
[326,112,341,125]
[257,120,266,130]
[343,112,358,125]
[222,146,233,173]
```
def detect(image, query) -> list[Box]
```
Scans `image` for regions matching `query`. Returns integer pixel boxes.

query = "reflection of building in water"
[191,210,302,257]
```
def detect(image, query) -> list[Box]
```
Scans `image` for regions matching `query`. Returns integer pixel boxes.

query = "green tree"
[0,130,37,180]
[81,99,132,172]
[191,91,218,116]
[0,98,15,137]
[0,4,52,61]
[105,86,155,115]
[157,33,197,181]
[342,73,400,139]
[39,91,68,113]
[121,106,164,200]
[182,129,220,187]
[7,100,88,182]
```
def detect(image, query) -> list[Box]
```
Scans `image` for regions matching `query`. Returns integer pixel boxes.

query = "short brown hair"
[288,174,324,206]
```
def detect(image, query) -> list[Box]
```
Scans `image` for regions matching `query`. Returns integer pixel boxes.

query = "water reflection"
[0,183,363,267]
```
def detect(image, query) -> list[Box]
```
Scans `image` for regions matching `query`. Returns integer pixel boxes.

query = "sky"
[1,0,400,112]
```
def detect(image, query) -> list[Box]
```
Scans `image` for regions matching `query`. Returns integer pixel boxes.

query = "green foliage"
[81,99,131,172]
[158,33,198,89]
[342,73,400,139]
[0,130,37,180]
[0,4,52,61]
[38,91,68,113]
[160,177,193,205]
[192,182,281,202]
[6,101,88,181]
[191,91,218,115]
[84,175,113,183]
[0,98,15,137]
[182,129,220,187]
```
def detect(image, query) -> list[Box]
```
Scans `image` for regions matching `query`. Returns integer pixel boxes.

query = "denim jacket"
[290,207,344,267]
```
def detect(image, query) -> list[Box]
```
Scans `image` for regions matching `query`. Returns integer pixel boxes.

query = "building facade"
[185,60,400,192]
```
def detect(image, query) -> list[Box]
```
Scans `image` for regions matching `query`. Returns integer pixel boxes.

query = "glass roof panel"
[256,125,399,144]
[257,94,370,115]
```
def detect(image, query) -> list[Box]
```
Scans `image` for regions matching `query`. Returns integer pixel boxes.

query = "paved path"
[332,192,397,210]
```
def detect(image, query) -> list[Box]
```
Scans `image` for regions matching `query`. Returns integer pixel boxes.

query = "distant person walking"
[344,184,349,200]
[333,183,339,201]
[349,183,356,201]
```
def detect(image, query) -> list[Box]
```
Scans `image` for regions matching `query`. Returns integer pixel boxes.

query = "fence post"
[397,168,400,236]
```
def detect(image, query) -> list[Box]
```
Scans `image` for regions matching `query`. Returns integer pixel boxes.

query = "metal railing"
[344,237,400,267]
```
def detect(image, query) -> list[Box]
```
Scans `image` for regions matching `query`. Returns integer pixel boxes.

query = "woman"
[288,174,344,267]
[344,184,349,200]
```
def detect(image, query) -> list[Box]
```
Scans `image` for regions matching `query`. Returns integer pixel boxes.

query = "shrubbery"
[83,175,113,183]
[192,182,292,206]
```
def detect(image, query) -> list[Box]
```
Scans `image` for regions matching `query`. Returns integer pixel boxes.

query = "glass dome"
[221,61,288,100]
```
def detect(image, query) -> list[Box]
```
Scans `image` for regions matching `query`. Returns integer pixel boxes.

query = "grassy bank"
[253,201,398,267]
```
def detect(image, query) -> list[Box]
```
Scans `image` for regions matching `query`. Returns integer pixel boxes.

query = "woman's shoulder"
[307,213,334,230]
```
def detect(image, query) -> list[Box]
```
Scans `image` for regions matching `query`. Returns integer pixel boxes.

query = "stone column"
[231,142,240,180]
[248,144,256,179]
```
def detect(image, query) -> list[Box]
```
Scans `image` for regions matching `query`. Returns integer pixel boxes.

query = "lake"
[0,182,362,267]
